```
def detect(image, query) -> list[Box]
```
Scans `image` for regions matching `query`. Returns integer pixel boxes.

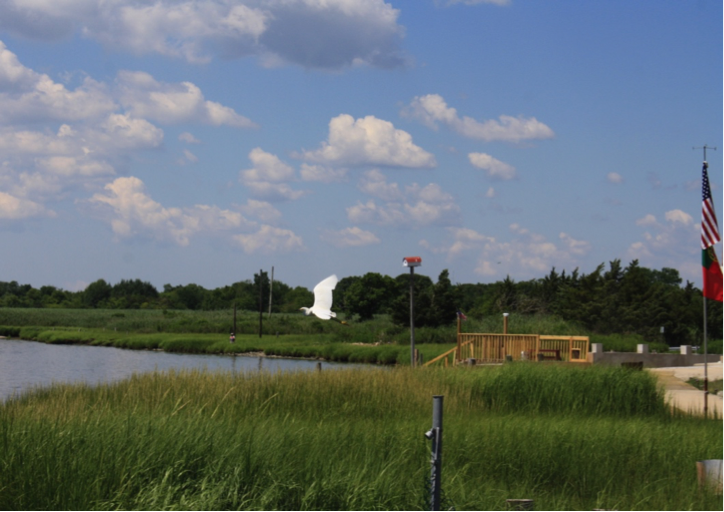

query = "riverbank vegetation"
[2,307,692,362]
[0,364,720,510]
[0,260,724,353]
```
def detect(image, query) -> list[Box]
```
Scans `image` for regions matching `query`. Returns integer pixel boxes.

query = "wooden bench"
[537,349,561,361]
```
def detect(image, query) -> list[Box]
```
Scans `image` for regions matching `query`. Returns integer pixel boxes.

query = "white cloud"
[299,114,436,168]
[239,148,306,201]
[100,113,165,149]
[404,94,554,142]
[607,172,624,184]
[636,214,657,226]
[628,208,699,270]
[178,149,199,165]
[0,191,55,219]
[443,227,495,258]
[0,1,407,70]
[321,226,381,248]
[348,171,459,227]
[0,50,254,128]
[0,40,37,87]
[427,224,591,278]
[664,209,693,225]
[357,169,404,201]
[558,232,591,256]
[299,163,347,183]
[244,181,307,201]
[117,71,257,128]
[241,148,295,183]
[179,131,201,144]
[0,41,115,123]
[0,119,159,203]
[233,225,305,254]
[238,199,282,224]
[468,152,516,180]
[347,200,407,226]
[86,176,252,246]
[37,156,115,177]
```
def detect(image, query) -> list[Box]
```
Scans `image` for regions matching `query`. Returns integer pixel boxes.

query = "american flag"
[701,162,720,249]
[456,310,467,321]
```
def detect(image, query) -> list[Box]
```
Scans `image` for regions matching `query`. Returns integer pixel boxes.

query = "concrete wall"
[588,344,722,368]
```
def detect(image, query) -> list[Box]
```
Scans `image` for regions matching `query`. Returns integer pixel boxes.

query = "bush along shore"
[0,365,721,510]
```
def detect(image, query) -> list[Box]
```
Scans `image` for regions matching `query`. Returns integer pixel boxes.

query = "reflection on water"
[0,338,355,402]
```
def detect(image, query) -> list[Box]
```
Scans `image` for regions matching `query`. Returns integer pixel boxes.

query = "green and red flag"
[701,162,722,302]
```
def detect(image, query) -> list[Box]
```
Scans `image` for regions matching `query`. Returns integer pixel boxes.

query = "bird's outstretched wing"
[311,274,338,319]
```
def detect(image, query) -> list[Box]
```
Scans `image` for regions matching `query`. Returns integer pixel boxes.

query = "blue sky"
[1,0,721,292]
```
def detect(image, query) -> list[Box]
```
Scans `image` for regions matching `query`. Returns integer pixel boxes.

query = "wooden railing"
[423,345,461,368]
[423,333,589,367]
[457,333,539,364]
[539,335,589,362]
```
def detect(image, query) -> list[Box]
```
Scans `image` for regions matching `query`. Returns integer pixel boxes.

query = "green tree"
[83,279,112,308]
[343,273,397,321]
[425,269,460,327]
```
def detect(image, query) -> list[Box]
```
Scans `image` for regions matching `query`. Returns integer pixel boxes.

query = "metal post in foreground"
[425,395,443,511]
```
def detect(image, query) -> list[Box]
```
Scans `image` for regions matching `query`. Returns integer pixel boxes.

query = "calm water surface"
[0,338,358,402]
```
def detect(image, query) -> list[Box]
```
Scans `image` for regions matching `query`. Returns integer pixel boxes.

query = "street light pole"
[410,264,415,367]
[403,257,422,368]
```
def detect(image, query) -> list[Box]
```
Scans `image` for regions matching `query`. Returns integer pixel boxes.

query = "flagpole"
[703,289,708,416]
[696,144,717,416]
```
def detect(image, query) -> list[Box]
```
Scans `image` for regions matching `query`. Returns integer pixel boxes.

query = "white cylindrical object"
[697,459,723,494]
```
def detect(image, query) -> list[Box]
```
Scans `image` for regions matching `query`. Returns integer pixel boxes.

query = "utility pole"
[259,269,263,338]
[694,144,717,417]
[694,144,716,162]
[268,266,274,318]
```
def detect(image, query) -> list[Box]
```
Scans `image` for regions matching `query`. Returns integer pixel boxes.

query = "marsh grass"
[3,326,454,365]
[1,308,664,365]
[2,308,653,348]
[1,365,720,510]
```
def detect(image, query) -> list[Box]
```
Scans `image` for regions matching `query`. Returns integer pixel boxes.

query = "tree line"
[1,259,721,343]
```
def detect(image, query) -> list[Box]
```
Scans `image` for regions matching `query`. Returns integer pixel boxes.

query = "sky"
[1,0,722,293]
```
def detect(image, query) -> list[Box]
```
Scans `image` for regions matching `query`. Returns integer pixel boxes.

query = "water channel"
[0,338,360,402]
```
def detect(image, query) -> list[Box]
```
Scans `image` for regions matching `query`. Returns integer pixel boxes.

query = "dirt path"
[648,362,723,417]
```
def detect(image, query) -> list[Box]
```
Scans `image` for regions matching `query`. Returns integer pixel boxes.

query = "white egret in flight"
[300,274,346,323]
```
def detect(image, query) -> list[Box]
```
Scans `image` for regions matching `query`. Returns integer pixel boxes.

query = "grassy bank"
[1,364,720,510]
[1,326,455,365]
[0,307,691,355]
